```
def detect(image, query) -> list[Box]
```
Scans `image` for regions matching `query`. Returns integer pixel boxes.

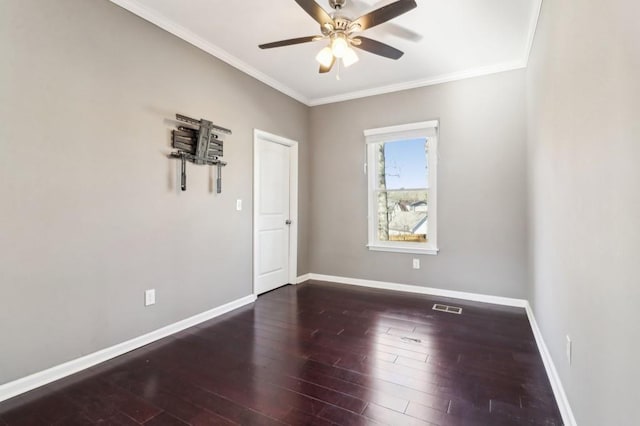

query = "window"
[365,121,438,255]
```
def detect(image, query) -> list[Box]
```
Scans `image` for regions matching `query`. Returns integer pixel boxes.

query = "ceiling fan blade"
[294,0,335,26]
[349,0,422,41]
[319,56,336,73]
[352,36,404,59]
[259,36,319,49]
[352,0,417,31]
[380,22,423,42]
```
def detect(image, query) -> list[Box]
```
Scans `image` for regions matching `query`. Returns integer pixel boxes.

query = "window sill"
[367,244,439,255]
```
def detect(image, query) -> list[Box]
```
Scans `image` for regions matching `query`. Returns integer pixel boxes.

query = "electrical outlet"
[566,335,572,365]
[145,289,156,306]
[412,258,420,269]
[236,199,242,211]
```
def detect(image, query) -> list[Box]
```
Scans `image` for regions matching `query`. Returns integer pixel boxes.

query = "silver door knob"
[285,220,292,225]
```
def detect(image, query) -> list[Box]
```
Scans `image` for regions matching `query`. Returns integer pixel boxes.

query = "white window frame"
[364,120,439,255]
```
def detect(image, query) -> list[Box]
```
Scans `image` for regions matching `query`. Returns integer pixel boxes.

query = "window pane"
[377,138,428,190]
[377,190,428,242]
[365,121,438,253]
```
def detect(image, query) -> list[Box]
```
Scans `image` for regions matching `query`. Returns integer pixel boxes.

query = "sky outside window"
[383,138,428,189]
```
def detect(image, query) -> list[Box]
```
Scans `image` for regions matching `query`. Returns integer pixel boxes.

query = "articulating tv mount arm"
[169,114,231,192]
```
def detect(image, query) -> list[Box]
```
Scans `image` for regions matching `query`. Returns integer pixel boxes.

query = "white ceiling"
[110,0,541,106]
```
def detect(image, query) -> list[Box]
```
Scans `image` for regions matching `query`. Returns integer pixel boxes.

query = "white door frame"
[253,129,298,296]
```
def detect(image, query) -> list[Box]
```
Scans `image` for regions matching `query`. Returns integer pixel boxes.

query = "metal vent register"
[432,304,462,314]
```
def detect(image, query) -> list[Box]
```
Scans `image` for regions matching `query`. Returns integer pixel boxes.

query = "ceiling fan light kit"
[316,46,334,67]
[330,34,349,58]
[259,0,417,76]
[342,45,359,67]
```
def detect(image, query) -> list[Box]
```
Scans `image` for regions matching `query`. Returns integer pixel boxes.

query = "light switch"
[145,289,156,306]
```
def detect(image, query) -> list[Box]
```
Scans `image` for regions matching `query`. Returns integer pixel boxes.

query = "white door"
[254,131,298,295]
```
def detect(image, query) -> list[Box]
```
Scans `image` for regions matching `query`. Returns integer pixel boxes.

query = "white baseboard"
[298,272,575,426]
[296,273,311,284]
[525,303,577,426]
[0,294,256,403]
[305,273,527,307]
[2,277,575,426]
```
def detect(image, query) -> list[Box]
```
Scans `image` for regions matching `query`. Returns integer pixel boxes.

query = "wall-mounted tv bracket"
[169,113,231,192]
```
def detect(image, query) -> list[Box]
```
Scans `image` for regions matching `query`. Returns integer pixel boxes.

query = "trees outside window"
[365,121,438,255]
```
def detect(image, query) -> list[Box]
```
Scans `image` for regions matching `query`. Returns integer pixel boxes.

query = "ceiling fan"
[259,0,418,74]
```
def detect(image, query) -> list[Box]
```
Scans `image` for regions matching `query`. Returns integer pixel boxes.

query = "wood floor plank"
[0,281,563,425]
[282,409,336,426]
[363,402,435,425]
[144,412,189,425]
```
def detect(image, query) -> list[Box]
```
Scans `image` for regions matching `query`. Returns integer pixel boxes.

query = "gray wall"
[526,0,640,424]
[8,6,636,424]
[309,70,529,299]
[0,0,309,384]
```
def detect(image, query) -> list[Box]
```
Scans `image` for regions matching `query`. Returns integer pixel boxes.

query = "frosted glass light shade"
[342,47,359,67]
[331,36,349,58]
[315,46,334,67]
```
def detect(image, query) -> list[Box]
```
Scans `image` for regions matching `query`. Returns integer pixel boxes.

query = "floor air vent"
[433,304,462,315]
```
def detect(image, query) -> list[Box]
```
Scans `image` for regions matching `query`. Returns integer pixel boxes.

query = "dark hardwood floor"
[0,281,562,425]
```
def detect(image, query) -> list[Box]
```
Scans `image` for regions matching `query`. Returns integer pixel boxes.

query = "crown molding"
[109,0,310,105]
[110,0,542,107]
[308,61,527,106]
[523,0,544,65]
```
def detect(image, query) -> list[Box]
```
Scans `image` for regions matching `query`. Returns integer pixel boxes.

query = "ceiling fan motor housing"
[321,17,351,36]
[333,18,350,31]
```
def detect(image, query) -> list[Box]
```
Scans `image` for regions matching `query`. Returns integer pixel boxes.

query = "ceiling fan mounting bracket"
[329,0,347,10]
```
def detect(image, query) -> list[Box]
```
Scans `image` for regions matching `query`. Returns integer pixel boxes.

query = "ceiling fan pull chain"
[336,59,341,80]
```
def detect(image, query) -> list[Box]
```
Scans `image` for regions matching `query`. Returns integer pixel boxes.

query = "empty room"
[0,0,637,425]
